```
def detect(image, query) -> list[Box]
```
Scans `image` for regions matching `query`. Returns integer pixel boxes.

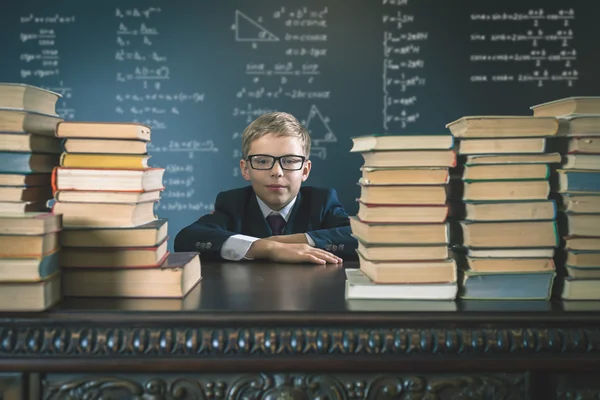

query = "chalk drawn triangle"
[304,105,336,146]
[235,10,279,42]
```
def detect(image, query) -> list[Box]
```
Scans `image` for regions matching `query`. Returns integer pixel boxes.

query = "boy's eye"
[255,158,270,164]
[283,157,302,164]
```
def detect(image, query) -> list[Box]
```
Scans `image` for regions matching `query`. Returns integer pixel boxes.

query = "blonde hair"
[241,112,311,159]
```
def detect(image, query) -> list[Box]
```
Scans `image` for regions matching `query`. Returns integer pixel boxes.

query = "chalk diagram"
[303,105,336,159]
[233,10,279,42]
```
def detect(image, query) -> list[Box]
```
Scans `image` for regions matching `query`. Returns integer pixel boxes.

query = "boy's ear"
[301,159,311,182]
[239,159,251,181]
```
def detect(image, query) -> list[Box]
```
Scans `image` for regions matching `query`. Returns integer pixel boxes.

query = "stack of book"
[531,97,600,300]
[345,134,458,300]
[0,83,64,310]
[51,121,201,298]
[446,115,562,301]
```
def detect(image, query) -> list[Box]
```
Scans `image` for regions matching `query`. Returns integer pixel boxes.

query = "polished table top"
[14,260,595,323]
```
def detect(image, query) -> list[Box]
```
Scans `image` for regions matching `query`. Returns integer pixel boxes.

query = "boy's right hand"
[247,240,342,265]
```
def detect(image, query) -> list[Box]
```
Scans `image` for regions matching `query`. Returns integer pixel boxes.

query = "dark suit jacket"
[174,186,358,261]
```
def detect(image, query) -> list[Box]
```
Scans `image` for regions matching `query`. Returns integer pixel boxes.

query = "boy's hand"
[264,233,308,244]
[247,240,342,265]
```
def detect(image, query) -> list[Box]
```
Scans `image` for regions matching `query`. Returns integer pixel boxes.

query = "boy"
[174,111,358,264]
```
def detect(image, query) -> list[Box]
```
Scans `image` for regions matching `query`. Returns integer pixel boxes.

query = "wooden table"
[1,261,599,400]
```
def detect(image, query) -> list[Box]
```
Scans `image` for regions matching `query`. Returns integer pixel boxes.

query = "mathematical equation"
[382,0,425,130]
[148,140,218,159]
[157,202,214,212]
[236,86,330,100]
[469,8,578,87]
[19,14,76,119]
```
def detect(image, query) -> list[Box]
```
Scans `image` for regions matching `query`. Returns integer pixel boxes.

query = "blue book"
[0,152,59,173]
[558,169,600,193]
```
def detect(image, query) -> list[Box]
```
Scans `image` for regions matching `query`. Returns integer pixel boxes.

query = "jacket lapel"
[284,190,311,234]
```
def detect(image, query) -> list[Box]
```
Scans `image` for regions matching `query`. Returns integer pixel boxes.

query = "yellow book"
[60,153,150,169]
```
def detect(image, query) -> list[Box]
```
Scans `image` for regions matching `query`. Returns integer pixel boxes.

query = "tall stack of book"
[446,115,562,301]
[345,134,458,300]
[531,97,600,300]
[51,121,201,299]
[0,83,64,310]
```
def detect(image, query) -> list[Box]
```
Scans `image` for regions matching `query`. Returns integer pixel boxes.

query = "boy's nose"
[270,161,284,176]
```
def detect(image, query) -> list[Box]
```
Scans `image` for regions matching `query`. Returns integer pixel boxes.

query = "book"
[54,189,162,204]
[59,153,151,169]
[0,152,59,173]
[55,121,151,140]
[350,134,454,152]
[462,180,550,201]
[0,250,59,282]
[460,271,555,300]
[0,83,61,116]
[561,194,600,214]
[462,164,550,181]
[464,200,556,221]
[358,184,448,205]
[60,237,169,268]
[360,167,449,185]
[465,257,555,273]
[344,268,458,300]
[0,173,51,186]
[63,138,148,154]
[62,252,202,298]
[0,186,52,202]
[0,132,62,153]
[531,96,600,116]
[358,251,457,284]
[561,214,600,237]
[466,248,555,258]
[0,200,48,213]
[0,272,61,311]
[562,155,600,170]
[460,220,559,248]
[446,116,559,138]
[53,167,165,191]
[350,216,449,244]
[560,278,600,300]
[0,212,61,235]
[60,219,168,248]
[357,201,449,223]
[458,137,546,155]
[464,153,561,165]
[355,238,449,261]
[564,236,600,251]
[558,114,600,137]
[52,201,157,228]
[557,169,600,193]
[0,109,63,136]
[360,150,456,168]
[0,232,59,257]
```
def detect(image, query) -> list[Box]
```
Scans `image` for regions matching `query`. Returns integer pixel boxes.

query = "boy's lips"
[266,184,286,190]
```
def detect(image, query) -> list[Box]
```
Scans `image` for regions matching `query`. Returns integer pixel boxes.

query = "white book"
[344,269,457,300]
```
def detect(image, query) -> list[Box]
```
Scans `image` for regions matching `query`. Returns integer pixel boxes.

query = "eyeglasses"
[247,154,306,170]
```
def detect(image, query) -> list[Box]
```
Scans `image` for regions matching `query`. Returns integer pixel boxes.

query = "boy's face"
[240,133,311,211]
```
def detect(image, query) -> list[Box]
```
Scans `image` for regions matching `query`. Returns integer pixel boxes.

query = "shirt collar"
[255,195,297,222]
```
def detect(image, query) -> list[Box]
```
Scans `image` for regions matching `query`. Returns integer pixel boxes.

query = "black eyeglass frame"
[246,154,307,170]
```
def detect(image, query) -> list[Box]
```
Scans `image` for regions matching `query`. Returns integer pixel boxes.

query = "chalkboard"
[2,0,599,250]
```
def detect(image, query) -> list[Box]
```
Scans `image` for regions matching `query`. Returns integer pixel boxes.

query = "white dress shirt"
[220,195,316,261]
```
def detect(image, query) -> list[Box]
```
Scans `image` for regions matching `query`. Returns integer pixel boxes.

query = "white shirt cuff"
[220,234,260,261]
[305,233,315,246]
